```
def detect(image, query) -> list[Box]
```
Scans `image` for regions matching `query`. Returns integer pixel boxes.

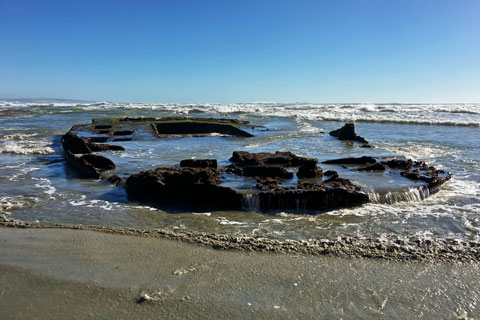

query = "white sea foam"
[7,166,41,182]
[379,141,458,163]
[68,196,120,211]
[0,195,39,213]
[1,101,478,126]
[0,133,54,155]
[215,217,246,225]
[326,178,480,222]
[192,212,212,216]
[32,177,56,198]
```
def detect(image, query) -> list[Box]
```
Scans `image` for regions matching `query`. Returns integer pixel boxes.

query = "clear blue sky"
[1,0,479,103]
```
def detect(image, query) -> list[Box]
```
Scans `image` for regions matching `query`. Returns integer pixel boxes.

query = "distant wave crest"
[1,101,479,127]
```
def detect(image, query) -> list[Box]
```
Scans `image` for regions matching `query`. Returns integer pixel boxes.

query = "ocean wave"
[1,101,479,126]
[378,141,456,163]
[0,133,54,155]
[312,116,480,127]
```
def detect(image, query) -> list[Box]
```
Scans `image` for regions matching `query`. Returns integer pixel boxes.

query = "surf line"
[1,218,479,263]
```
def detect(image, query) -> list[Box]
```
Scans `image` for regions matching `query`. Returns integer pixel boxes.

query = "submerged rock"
[180,159,218,169]
[400,168,452,190]
[324,155,452,193]
[242,166,294,179]
[329,123,369,144]
[360,144,373,148]
[323,156,376,165]
[357,162,388,171]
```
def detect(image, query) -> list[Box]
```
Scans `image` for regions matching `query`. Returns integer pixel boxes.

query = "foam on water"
[1,101,479,126]
[0,195,40,214]
[0,133,54,155]
[215,217,247,225]
[32,177,57,198]
[379,141,459,164]
[68,195,122,211]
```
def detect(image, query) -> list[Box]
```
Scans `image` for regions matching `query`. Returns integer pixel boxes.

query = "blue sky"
[1,0,479,103]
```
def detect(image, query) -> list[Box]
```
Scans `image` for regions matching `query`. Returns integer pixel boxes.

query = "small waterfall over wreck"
[369,186,430,204]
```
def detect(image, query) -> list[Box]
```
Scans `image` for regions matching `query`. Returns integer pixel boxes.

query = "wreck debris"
[330,122,369,145]
[61,117,453,213]
[323,156,452,192]
[126,167,243,210]
[152,121,253,137]
[61,130,122,178]
[180,159,218,169]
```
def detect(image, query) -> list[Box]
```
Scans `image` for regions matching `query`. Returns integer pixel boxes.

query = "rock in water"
[357,162,388,171]
[230,151,317,168]
[125,167,243,210]
[297,163,323,179]
[180,159,218,169]
[322,156,376,165]
[242,166,294,179]
[329,123,369,144]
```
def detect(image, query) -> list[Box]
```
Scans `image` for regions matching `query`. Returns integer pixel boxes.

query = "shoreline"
[1,227,479,319]
[1,218,479,262]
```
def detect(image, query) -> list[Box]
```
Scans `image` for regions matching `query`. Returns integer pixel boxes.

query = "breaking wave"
[0,133,54,155]
[1,101,479,127]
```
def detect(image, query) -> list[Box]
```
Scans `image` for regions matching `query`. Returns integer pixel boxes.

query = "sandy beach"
[1,226,479,319]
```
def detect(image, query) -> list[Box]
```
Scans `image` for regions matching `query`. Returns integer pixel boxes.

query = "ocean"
[1,100,479,244]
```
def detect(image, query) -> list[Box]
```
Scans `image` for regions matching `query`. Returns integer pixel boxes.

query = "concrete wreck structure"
[61,118,452,213]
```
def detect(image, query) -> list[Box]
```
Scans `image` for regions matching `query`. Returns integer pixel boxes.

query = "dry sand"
[1,227,479,319]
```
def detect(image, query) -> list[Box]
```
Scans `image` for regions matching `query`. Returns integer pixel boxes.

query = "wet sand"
[1,227,479,319]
